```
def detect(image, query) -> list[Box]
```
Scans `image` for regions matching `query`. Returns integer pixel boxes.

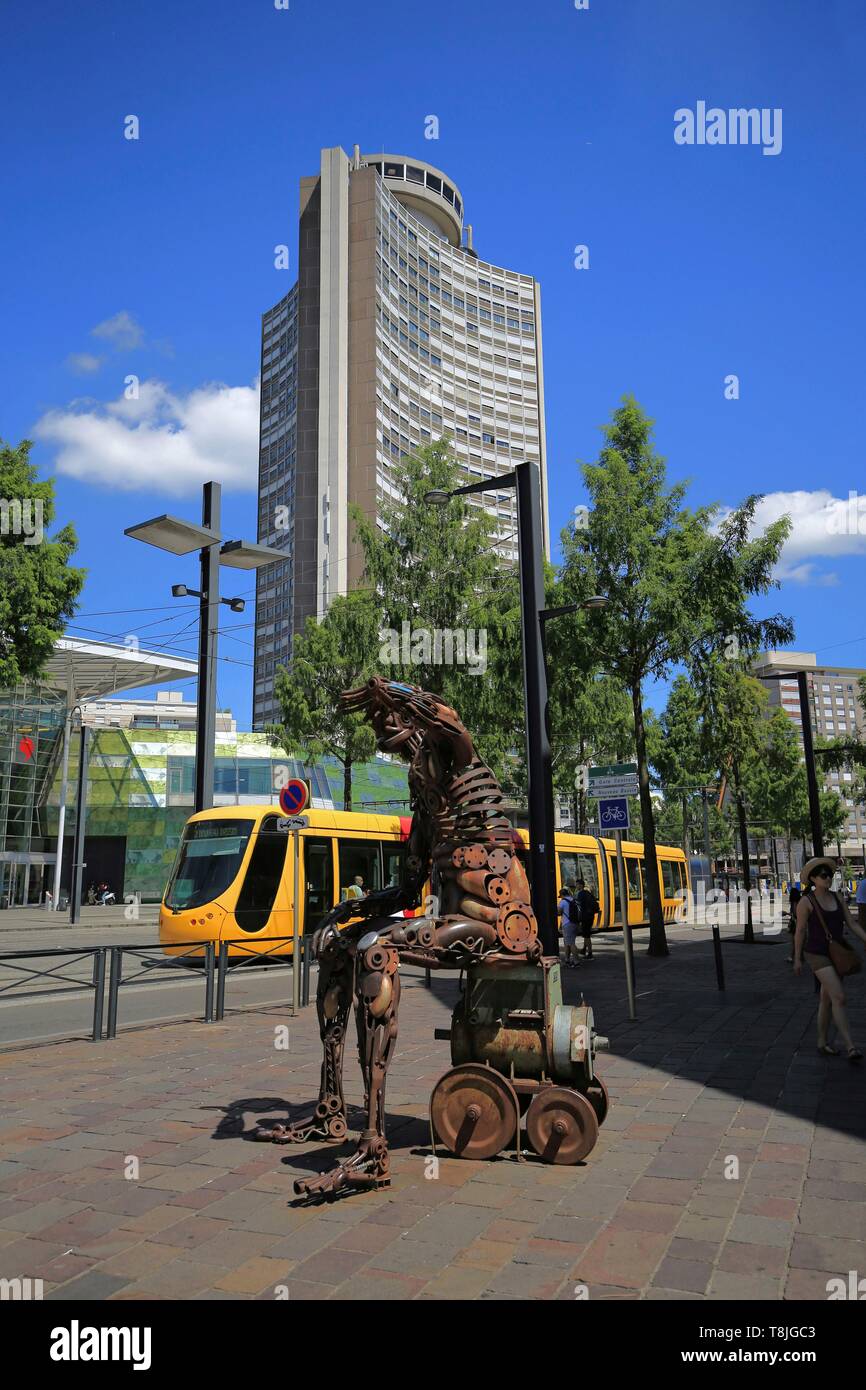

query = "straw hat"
[800,856,836,884]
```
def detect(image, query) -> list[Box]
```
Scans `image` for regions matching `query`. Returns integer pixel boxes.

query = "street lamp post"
[125,480,284,813]
[425,462,607,955]
[759,668,824,857]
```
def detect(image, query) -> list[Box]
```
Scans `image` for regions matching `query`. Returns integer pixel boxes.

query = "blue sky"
[2,0,865,726]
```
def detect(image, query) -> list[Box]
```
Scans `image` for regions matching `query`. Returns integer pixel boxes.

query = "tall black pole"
[797,670,823,856]
[70,724,90,925]
[195,481,221,814]
[514,462,557,955]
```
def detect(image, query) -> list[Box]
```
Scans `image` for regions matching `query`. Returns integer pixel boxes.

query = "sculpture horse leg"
[295,939,400,1200]
[253,932,353,1145]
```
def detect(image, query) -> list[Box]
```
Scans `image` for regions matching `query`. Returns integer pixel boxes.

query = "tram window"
[304,837,334,936]
[339,839,383,899]
[626,858,643,900]
[661,860,678,898]
[558,852,579,889]
[383,843,405,888]
[164,819,254,912]
[577,854,599,899]
[235,817,289,933]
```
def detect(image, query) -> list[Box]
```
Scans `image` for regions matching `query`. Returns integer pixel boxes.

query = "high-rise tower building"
[253,145,550,728]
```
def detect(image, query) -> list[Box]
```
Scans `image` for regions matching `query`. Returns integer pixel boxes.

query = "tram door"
[303,837,334,937]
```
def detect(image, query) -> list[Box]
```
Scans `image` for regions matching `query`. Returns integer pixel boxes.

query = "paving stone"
[289,1246,372,1285]
[727,1214,795,1249]
[45,1270,131,1301]
[651,1257,712,1294]
[214,1256,293,1295]
[717,1240,787,1276]
[789,1232,866,1274]
[708,1270,781,1300]
[572,1227,670,1290]
[369,1238,463,1275]
[797,1195,866,1240]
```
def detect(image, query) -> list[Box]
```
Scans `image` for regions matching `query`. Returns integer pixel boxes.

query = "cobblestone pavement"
[1,928,864,1301]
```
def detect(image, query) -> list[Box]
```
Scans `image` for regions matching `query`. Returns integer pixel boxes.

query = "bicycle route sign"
[588,762,639,799]
[597,797,631,833]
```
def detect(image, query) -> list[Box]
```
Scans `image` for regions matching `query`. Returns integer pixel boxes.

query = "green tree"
[560,398,791,955]
[0,439,84,686]
[652,676,707,855]
[270,591,378,810]
[351,437,523,778]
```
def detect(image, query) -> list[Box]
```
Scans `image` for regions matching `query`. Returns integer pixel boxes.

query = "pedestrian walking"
[856,873,866,934]
[787,881,801,963]
[574,877,599,960]
[794,856,866,1061]
[831,858,845,896]
[558,884,579,968]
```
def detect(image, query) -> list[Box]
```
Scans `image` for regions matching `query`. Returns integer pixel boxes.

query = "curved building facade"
[253,145,549,728]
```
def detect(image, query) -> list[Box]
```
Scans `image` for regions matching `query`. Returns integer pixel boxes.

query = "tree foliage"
[270,591,378,810]
[0,439,85,687]
[559,397,792,954]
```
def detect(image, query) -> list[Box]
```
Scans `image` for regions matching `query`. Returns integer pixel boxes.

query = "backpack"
[573,889,598,927]
[567,894,586,927]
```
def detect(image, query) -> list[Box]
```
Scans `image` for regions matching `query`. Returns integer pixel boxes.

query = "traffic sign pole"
[292,828,300,1014]
[615,830,637,1021]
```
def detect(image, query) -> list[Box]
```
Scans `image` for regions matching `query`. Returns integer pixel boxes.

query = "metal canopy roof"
[41,638,197,705]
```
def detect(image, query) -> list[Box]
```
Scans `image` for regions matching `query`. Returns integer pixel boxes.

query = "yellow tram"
[158,806,689,958]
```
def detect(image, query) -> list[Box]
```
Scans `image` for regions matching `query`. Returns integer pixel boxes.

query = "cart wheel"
[430,1064,519,1160]
[525,1086,599,1164]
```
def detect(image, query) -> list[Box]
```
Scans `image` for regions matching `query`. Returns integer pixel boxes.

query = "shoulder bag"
[810,894,862,977]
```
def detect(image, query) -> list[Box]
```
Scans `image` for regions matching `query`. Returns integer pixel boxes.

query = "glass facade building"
[253,146,549,728]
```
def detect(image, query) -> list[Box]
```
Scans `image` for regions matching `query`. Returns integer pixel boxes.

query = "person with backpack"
[558,884,580,968]
[573,877,599,960]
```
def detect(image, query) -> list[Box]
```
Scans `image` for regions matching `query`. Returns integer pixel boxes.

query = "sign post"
[590,765,638,1021]
[279,781,310,1012]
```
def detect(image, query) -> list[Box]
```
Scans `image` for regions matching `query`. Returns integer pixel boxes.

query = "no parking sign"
[279,778,310,816]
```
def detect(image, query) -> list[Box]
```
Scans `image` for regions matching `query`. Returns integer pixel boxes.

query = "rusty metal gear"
[430,1063,519,1160]
[525,1085,599,1164]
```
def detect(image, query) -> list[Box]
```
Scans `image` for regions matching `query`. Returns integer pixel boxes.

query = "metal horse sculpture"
[255,676,605,1199]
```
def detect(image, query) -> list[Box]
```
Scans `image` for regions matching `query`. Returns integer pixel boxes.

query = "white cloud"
[91,310,145,351]
[34,378,261,496]
[720,489,866,585]
[65,352,104,375]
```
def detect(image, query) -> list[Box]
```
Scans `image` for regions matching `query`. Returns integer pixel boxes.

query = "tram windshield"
[164,819,254,911]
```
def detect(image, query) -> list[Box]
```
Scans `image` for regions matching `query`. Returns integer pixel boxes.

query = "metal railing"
[0,935,314,1043]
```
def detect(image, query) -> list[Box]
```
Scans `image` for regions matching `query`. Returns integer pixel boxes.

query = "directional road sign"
[598,797,630,832]
[589,762,639,799]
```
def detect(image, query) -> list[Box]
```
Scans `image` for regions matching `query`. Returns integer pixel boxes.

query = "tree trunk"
[343,757,352,812]
[733,760,754,943]
[681,794,689,857]
[578,736,586,834]
[631,682,668,955]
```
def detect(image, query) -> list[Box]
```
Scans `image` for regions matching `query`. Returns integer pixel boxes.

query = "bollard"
[91,948,106,1042]
[216,941,228,1021]
[204,942,215,1022]
[712,924,725,991]
[425,965,432,990]
[106,947,122,1039]
[302,933,311,1007]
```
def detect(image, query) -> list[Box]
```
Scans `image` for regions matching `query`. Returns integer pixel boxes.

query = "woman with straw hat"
[794,856,866,1060]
